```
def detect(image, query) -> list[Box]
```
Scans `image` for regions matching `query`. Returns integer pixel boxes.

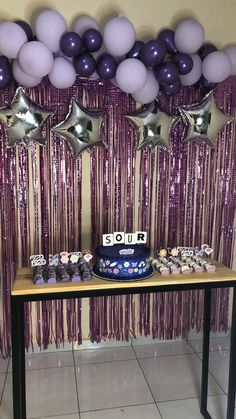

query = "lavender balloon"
[18,41,54,78]
[180,54,202,86]
[83,29,102,52]
[199,43,217,60]
[116,58,147,94]
[15,20,33,41]
[103,17,136,57]
[132,70,160,104]
[154,62,179,84]
[60,32,83,57]
[158,29,178,54]
[161,78,182,96]
[202,51,231,83]
[0,56,12,89]
[96,53,117,79]
[13,59,41,87]
[72,15,99,36]
[174,53,193,75]
[126,41,145,59]
[35,9,67,53]
[140,39,166,67]
[49,57,76,88]
[175,19,205,54]
[74,52,96,77]
[224,46,236,75]
[0,22,27,59]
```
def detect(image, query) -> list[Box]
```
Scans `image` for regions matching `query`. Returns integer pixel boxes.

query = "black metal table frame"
[11,280,236,419]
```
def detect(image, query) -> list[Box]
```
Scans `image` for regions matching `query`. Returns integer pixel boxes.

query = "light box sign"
[102,231,147,246]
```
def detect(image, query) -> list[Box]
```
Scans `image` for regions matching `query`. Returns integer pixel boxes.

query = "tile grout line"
[79,401,157,414]
[72,349,81,419]
[187,340,228,396]
[131,342,164,419]
[0,357,10,405]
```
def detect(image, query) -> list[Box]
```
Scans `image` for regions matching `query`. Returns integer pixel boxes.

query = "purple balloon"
[158,29,178,54]
[199,43,217,60]
[140,39,166,67]
[126,40,145,59]
[15,20,33,41]
[0,56,12,89]
[83,29,103,52]
[199,76,217,92]
[60,32,83,58]
[174,53,193,75]
[154,62,179,84]
[96,53,117,79]
[74,52,96,77]
[161,77,182,96]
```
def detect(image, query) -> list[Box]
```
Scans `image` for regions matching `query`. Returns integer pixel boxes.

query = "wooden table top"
[11,263,236,297]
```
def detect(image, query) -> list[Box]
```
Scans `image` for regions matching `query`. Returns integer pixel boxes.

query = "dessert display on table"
[30,250,93,285]
[30,234,216,285]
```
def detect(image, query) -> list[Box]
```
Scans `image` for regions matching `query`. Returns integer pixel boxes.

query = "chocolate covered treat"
[68,263,81,281]
[79,261,92,281]
[44,265,57,283]
[56,263,70,282]
[33,266,45,285]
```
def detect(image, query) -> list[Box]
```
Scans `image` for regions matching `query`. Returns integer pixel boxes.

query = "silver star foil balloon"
[179,91,233,148]
[52,99,105,158]
[126,102,176,152]
[0,87,53,148]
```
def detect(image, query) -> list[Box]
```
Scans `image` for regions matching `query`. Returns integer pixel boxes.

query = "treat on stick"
[56,263,70,282]
[68,263,81,281]
[33,266,45,285]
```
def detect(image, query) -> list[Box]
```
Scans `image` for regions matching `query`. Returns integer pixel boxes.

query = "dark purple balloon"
[161,78,182,96]
[198,43,217,60]
[158,29,178,54]
[15,20,33,41]
[154,62,179,84]
[174,53,193,75]
[0,56,12,89]
[83,29,103,52]
[60,32,83,58]
[140,39,166,67]
[199,76,217,92]
[96,53,117,79]
[74,53,96,77]
[126,40,145,59]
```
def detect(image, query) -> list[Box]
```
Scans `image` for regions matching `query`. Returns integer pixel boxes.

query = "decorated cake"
[93,244,154,281]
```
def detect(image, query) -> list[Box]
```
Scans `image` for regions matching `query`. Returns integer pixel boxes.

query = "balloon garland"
[0,9,234,155]
[0,9,235,104]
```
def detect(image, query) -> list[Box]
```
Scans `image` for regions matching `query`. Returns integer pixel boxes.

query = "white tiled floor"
[0,336,234,419]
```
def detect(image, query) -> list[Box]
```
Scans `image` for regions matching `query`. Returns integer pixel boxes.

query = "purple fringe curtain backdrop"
[0,77,235,356]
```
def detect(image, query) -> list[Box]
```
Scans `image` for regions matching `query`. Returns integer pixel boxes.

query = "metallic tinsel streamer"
[0,77,235,356]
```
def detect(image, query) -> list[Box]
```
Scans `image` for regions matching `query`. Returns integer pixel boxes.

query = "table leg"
[11,297,26,419]
[200,288,212,418]
[226,286,236,419]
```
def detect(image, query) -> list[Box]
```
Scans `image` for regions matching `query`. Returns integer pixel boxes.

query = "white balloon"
[132,70,160,104]
[48,57,76,89]
[13,60,42,87]
[72,15,99,36]
[175,19,205,54]
[35,9,67,53]
[18,41,54,78]
[180,54,202,86]
[103,17,136,57]
[116,58,147,94]
[223,46,236,75]
[202,51,231,83]
[0,22,27,59]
